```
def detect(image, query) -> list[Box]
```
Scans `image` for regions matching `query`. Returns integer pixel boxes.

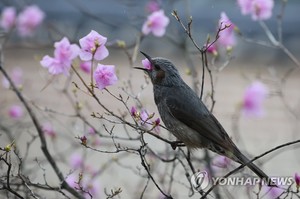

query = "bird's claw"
[170,141,185,150]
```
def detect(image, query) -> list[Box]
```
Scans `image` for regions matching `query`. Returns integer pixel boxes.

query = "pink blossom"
[206,42,218,56]
[66,174,80,189]
[42,123,56,138]
[17,5,45,37]
[237,0,252,15]
[142,58,152,70]
[40,37,80,76]
[212,155,231,168]
[140,110,150,123]
[237,0,274,21]
[70,153,83,169]
[0,7,16,31]
[295,173,300,188]
[131,106,138,117]
[140,109,153,129]
[250,0,274,21]
[8,105,23,119]
[80,136,87,146]
[93,64,118,90]
[79,30,109,61]
[242,81,268,117]
[218,12,236,48]
[153,118,160,126]
[145,0,160,13]
[2,67,23,88]
[142,10,169,37]
[153,118,161,133]
[80,61,92,74]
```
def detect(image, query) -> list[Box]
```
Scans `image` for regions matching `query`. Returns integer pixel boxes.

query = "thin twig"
[0,62,84,199]
[201,139,300,198]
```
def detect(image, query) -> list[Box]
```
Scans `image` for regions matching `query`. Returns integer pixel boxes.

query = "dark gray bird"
[135,51,272,184]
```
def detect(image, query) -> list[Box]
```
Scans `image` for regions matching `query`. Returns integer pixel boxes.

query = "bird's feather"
[165,86,235,154]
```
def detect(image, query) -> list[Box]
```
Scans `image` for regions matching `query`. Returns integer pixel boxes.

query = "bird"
[135,51,273,185]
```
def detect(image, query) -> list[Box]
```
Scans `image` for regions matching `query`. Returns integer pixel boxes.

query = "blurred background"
[1,0,300,199]
[1,0,300,61]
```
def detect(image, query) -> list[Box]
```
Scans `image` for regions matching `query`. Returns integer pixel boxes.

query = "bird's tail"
[233,149,276,187]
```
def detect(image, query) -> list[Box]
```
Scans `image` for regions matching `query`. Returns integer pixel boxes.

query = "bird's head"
[135,51,182,87]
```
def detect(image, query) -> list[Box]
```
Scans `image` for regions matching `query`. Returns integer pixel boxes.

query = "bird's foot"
[170,141,185,150]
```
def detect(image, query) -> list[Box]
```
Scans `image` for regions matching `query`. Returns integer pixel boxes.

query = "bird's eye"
[154,64,160,70]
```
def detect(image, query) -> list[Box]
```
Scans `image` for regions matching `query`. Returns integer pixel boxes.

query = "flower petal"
[93,64,118,90]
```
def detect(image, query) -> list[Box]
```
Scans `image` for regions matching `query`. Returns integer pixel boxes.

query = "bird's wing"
[164,90,271,181]
[165,93,234,152]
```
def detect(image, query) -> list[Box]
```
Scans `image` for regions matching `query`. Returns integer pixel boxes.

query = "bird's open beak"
[133,67,148,71]
[140,51,153,63]
[133,51,153,72]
